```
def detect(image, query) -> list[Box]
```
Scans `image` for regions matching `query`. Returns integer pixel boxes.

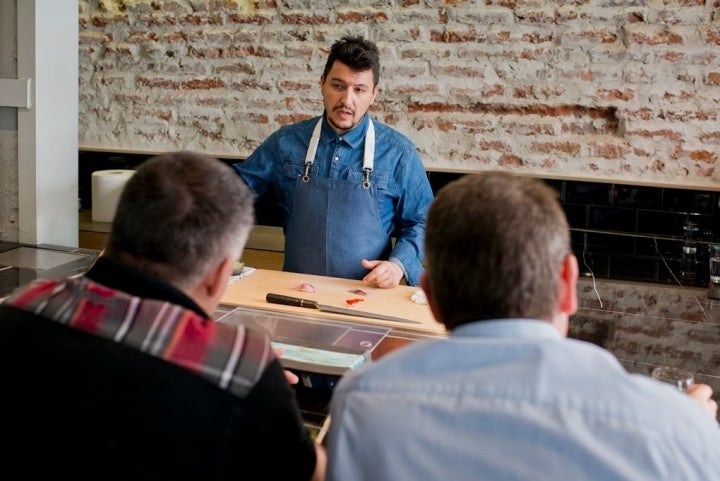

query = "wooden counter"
[220,268,446,336]
[217,268,446,432]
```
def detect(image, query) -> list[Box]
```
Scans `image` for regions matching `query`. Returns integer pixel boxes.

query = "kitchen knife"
[266,293,421,324]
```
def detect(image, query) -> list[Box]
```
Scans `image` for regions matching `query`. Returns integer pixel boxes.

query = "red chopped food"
[292,283,316,293]
[345,298,364,306]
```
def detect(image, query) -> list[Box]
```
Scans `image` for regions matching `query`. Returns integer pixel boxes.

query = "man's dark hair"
[323,35,380,86]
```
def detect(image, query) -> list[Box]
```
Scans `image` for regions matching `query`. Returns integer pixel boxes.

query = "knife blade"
[266,293,421,324]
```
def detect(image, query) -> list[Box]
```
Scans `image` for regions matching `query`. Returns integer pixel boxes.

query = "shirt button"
[335,157,339,160]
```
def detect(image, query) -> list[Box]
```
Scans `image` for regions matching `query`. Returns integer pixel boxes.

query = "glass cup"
[710,256,720,281]
[651,366,695,392]
[709,255,720,299]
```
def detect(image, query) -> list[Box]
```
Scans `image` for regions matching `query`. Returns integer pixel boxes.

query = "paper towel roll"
[91,169,136,222]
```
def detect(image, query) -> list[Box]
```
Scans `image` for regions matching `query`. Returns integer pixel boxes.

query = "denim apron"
[283,118,390,280]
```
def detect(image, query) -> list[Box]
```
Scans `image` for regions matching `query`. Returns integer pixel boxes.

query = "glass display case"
[213,303,445,437]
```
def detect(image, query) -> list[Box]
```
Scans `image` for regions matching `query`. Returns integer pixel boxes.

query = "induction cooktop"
[0,243,100,299]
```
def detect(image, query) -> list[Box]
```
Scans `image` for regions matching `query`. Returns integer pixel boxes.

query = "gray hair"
[424,171,571,330]
[104,151,254,290]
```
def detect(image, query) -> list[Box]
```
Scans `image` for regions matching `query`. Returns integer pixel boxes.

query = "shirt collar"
[452,319,562,340]
[84,256,208,318]
[320,113,369,149]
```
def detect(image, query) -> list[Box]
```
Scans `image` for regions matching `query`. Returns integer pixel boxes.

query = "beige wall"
[0,0,18,242]
[78,0,720,189]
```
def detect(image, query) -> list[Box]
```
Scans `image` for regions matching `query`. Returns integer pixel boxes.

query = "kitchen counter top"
[219,268,445,336]
[216,268,720,424]
[0,243,100,300]
[218,268,720,411]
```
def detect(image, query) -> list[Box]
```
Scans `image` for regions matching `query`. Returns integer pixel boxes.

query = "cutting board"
[220,269,446,335]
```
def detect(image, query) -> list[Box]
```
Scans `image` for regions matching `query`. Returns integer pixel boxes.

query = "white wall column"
[17,0,78,247]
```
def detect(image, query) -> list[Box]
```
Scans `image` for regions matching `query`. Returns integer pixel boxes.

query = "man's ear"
[204,256,234,299]
[185,256,234,317]
[420,272,443,325]
[558,254,579,317]
[370,84,379,105]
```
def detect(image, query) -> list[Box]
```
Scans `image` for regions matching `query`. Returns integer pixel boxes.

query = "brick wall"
[572,277,720,413]
[78,0,720,189]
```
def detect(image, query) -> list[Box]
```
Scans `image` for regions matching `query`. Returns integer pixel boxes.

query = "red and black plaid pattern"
[5,277,274,398]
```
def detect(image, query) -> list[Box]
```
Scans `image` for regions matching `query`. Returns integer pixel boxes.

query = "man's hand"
[686,383,718,419]
[361,259,403,288]
[273,346,299,384]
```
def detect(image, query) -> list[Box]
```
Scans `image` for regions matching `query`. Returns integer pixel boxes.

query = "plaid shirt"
[4,276,274,399]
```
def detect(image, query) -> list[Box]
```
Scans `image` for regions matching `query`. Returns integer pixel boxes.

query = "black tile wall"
[662,188,715,214]
[565,182,613,206]
[613,185,662,209]
[80,150,289,227]
[81,151,720,288]
[562,204,589,228]
[426,172,720,288]
[588,207,637,231]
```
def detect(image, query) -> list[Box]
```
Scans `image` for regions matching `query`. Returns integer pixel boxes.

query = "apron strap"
[304,117,375,188]
[362,120,375,189]
[303,119,323,183]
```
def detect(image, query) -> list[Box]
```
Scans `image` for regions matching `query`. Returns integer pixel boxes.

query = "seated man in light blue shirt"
[327,171,720,481]
[233,35,433,288]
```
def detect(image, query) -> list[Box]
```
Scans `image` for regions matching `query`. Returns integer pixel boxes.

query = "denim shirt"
[233,114,433,286]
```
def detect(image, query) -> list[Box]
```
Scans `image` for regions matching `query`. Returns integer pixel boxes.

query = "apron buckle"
[302,163,311,183]
[362,168,371,189]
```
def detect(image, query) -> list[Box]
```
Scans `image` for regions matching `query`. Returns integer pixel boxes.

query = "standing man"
[326,171,720,481]
[233,35,433,288]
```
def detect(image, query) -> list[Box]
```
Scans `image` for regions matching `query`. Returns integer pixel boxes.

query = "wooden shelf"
[79,210,285,270]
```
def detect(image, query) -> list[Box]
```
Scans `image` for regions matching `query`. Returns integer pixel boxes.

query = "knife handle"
[266,293,319,309]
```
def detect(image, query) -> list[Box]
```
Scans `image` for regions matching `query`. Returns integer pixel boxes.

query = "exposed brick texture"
[572,278,720,408]
[78,0,720,188]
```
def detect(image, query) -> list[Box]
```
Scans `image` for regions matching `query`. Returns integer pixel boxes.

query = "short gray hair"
[105,151,254,290]
[424,171,570,330]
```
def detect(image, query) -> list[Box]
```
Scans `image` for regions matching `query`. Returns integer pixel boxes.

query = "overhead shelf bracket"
[0,77,32,108]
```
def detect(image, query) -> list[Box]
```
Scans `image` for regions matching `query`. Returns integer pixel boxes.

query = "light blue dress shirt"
[327,319,720,480]
[232,114,433,286]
